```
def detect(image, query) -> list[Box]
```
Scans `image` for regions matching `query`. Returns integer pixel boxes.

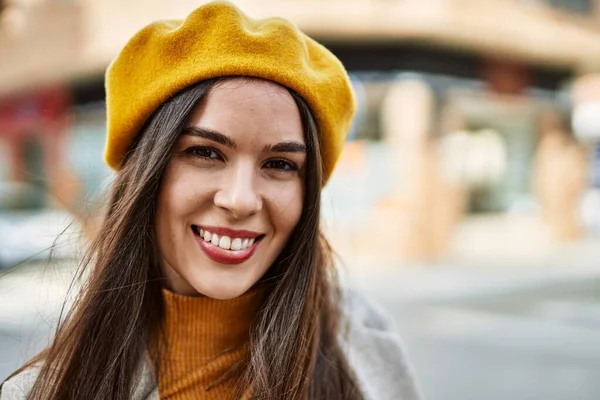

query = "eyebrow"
[183,126,306,154]
[262,141,306,154]
[183,127,237,148]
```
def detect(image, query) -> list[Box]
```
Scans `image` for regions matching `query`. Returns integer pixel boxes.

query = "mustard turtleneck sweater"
[152,285,268,399]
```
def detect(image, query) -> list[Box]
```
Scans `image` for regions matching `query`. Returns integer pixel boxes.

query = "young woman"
[1,2,420,399]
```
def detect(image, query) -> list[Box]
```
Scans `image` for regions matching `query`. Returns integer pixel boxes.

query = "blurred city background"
[1,0,600,399]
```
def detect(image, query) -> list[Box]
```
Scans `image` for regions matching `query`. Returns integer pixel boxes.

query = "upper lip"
[194,225,263,239]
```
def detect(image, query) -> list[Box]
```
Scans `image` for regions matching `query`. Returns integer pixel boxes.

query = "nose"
[214,162,262,219]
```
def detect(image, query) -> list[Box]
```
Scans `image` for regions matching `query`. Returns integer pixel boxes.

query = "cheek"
[157,167,207,220]
[155,167,202,241]
[268,181,304,234]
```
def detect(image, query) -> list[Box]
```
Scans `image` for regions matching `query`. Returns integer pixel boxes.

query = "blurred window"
[67,104,112,206]
[594,144,600,188]
[528,0,594,15]
[22,137,45,209]
[0,140,8,181]
[0,181,47,211]
[446,91,554,213]
[348,73,390,141]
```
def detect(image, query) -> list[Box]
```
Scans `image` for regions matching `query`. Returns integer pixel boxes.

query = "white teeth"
[198,228,258,251]
[218,235,231,250]
[231,238,242,251]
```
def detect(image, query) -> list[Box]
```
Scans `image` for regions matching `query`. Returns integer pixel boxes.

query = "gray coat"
[1,290,422,400]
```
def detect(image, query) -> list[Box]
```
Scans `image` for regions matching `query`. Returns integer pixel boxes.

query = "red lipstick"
[192,226,262,265]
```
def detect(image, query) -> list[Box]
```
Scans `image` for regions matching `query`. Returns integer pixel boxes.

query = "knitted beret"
[104,0,356,184]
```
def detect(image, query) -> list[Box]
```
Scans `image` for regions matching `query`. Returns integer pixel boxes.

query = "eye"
[263,159,298,172]
[186,146,223,161]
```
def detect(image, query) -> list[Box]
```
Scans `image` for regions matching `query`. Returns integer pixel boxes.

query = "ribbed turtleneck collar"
[154,284,268,399]
[161,285,267,358]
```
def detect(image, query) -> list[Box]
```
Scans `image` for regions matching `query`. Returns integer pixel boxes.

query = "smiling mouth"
[191,225,264,265]
[191,225,264,252]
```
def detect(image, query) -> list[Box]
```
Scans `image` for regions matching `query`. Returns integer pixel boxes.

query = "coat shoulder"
[342,288,397,331]
[1,360,158,400]
[0,365,40,400]
[341,288,423,400]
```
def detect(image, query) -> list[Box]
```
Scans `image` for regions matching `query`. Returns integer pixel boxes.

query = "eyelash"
[185,146,222,161]
[185,146,299,172]
[264,159,299,172]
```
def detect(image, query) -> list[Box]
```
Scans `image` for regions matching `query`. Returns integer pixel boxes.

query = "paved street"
[385,295,600,400]
[349,262,600,400]
[2,260,600,399]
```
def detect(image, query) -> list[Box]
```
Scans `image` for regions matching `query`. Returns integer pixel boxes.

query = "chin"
[201,287,246,300]
[191,276,257,300]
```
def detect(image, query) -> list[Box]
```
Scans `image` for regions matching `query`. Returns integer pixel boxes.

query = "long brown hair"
[5,78,362,399]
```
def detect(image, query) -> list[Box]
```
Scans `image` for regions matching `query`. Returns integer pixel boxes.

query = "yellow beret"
[104,0,356,184]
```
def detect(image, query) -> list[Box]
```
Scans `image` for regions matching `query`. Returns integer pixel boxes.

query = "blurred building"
[2,0,600,258]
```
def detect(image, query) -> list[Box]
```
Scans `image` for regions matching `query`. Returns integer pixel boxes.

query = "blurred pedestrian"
[1,2,420,399]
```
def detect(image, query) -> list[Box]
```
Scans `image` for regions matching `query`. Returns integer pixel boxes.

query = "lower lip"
[194,234,260,265]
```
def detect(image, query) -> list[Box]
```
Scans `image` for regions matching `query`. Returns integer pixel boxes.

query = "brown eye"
[186,146,222,160]
[263,159,298,172]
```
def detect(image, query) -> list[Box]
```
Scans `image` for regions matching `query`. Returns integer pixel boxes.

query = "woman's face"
[155,78,305,299]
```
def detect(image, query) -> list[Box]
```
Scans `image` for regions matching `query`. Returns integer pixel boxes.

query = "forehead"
[186,78,304,143]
